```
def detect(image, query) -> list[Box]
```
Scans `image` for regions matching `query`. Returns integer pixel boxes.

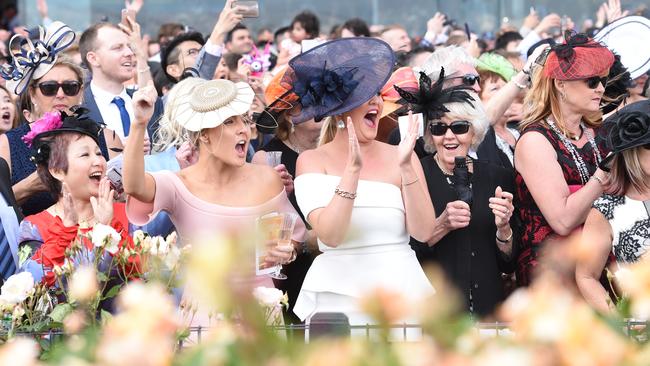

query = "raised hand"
[603,0,628,24]
[90,178,115,225]
[522,7,540,30]
[489,186,514,229]
[60,183,78,227]
[36,0,48,19]
[426,12,446,38]
[175,141,199,169]
[439,200,471,231]
[124,0,144,14]
[346,117,362,172]
[534,13,561,36]
[397,111,418,168]
[210,0,244,45]
[131,81,157,127]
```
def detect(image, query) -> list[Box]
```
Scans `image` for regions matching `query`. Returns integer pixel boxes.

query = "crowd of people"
[0,0,649,331]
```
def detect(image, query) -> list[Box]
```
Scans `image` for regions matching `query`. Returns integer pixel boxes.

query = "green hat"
[476,53,517,82]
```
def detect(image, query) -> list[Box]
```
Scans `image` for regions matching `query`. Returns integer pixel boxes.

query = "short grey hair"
[422,92,489,153]
[416,46,477,82]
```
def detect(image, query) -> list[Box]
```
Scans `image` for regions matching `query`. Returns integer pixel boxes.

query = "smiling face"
[0,88,15,132]
[30,64,83,118]
[50,134,107,200]
[429,113,474,170]
[200,115,251,166]
[88,26,135,83]
[340,94,383,143]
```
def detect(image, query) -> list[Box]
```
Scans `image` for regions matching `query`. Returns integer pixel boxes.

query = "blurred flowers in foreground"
[1,230,650,365]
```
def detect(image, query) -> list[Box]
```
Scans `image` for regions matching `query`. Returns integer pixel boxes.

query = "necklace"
[434,154,453,176]
[54,204,96,228]
[284,135,309,154]
[547,119,602,185]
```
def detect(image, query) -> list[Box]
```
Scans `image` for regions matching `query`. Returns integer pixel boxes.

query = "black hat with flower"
[393,67,476,122]
[276,37,395,124]
[24,107,104,166]
[599,100,650,171]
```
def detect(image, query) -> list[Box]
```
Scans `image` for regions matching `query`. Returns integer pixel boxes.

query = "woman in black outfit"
[253,69,320,324]
[396,68,520,317]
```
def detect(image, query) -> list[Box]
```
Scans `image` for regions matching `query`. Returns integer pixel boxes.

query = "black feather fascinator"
[393,67,476,121]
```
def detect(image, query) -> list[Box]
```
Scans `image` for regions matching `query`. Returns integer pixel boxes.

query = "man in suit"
[0,157,23,284]
[79,22,163,154]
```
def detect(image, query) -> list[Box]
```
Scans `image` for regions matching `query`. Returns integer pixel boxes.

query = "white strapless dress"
[293,173,435,331]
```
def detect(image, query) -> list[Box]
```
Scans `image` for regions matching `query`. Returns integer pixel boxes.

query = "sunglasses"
[429,120,472,136]
[448,74,481,87]
[36,81,81,97]
[584,76,608,89]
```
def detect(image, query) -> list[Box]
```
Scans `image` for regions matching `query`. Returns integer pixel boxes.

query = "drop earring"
[336,120,345,129]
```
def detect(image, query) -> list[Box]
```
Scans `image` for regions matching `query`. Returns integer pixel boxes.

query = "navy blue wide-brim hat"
[282,37,395,124]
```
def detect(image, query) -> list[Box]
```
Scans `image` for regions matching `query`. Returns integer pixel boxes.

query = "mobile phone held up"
[106,167,124,196]
[120,8,136,29]
[232,0,259,18]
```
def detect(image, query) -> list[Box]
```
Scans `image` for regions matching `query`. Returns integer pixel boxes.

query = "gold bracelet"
[402,178,419,186]
[335,186,357,199]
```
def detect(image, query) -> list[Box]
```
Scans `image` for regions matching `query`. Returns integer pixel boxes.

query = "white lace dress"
[293,173,435,331]
[593,194,650,263]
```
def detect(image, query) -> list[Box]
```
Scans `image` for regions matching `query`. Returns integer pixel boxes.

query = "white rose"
[0,272,35,305]
[91,224,121,255]
[164,245,181,269]
[68,266,99,303]
[253,287,284,307]
[149,236,169,257]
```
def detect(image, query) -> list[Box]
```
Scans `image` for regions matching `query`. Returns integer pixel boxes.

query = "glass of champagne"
[271,212,298,280]
[266,151,282,167]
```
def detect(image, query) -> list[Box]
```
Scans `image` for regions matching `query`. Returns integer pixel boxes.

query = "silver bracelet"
[335,186,357,199]
[590,175,605,186]
[496,228,513,243]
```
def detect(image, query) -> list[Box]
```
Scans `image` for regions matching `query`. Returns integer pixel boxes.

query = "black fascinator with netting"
[393,67,476,121]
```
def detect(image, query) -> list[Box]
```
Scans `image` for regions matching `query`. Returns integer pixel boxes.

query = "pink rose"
[22,111,63,147]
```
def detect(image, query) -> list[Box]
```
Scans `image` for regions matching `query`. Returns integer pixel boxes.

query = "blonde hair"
[154,78,203,152]
[520,66,602,133]
[423,92,489,153]
[607,148,650,195]
[317,116,336,146]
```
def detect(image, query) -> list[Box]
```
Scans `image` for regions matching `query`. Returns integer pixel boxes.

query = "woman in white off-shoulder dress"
[281,38,437,335]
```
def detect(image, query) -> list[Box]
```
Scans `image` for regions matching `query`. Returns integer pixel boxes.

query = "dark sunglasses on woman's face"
[36,80,82,97]
[584,76,608,89]
[429,120,472,136]
[448,74,480,87]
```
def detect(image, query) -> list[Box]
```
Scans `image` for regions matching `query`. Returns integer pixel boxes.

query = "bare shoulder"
[246,163,284,194]
[515,130,555,160]
[296,146,328,175]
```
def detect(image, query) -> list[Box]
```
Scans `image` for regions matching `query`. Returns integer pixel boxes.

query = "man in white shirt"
[79,22,163,147]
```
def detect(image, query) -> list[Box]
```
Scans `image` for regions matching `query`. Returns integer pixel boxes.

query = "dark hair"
[157,23,184,47]
[225,23,249,44]
[291,11,320,39]
[223,52,243,72]
[79,22,121,70]
[35,133,83,201]
[397,45,434,68]
[273,26,291,43]
[494,31,523,51]
[341,18,370,37]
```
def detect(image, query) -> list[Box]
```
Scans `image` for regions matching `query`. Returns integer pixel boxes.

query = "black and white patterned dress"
[593,194,650,263]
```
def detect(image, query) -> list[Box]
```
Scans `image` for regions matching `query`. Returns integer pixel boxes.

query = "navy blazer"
[82,84,164,158]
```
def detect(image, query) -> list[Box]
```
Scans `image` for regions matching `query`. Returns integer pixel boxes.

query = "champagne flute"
[266,151,282,167]
[271,212,298,280]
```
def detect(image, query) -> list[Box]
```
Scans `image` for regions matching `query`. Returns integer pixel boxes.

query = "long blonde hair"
[607,148,650,195]
[520,67,602,134]
[153,78,203,152]
[317,116,336,146]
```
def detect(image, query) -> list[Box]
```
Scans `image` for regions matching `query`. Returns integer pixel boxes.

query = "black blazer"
[476,127,513,170]
[82,84,164,158]
[0,157,22,221]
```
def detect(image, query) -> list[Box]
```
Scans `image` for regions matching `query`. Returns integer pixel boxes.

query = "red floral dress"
[22,203,139,287]
[515,124,607,286]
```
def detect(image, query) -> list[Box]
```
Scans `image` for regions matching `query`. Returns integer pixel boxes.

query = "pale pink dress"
[126,170,306,329]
